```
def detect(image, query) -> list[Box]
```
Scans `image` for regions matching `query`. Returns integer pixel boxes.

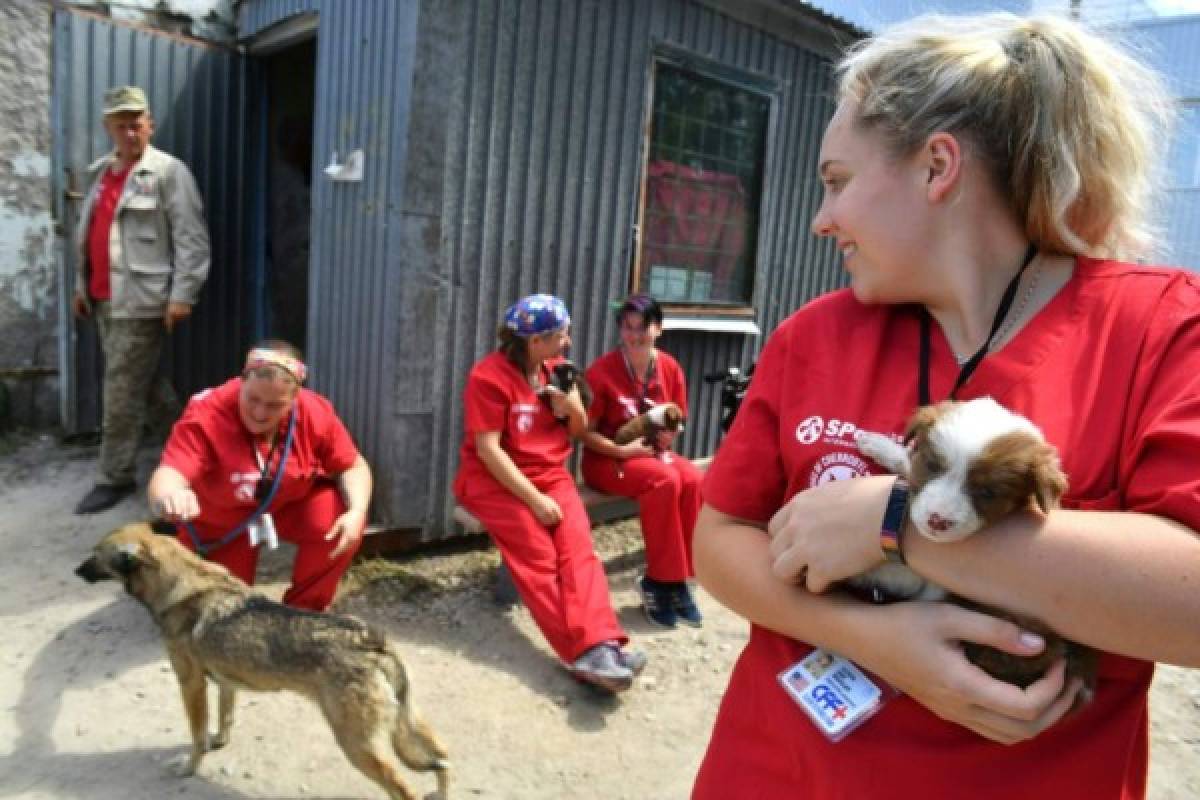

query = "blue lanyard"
[183,408,297,557]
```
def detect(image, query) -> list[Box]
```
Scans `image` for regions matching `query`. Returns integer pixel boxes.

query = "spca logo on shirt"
[795,415,862,446]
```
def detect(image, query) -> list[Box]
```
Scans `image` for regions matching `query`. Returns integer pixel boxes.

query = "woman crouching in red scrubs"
[453,294,647,693]
[147,340,373,611]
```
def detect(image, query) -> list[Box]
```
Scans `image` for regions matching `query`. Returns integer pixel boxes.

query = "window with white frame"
[633,58,772,310]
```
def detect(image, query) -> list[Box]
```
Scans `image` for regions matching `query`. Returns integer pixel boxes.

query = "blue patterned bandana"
[504,294,570,337]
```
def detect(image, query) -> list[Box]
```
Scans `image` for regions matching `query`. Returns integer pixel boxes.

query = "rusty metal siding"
[423,0,844,536]
[51,8,250,434]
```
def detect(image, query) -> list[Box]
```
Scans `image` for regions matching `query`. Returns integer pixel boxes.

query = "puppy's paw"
[209,730,230,750]
[855,430,909,474]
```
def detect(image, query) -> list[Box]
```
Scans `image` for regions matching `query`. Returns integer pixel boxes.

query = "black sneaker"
[74,483,136,515]
[671,583,704,628]
[638,574,677,629]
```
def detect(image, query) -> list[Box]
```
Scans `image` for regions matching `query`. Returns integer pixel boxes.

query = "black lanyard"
[918,243,1037,405]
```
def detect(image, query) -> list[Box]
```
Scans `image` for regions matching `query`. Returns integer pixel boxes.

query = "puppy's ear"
[905,402,950,448]
[1030,445,1068,512]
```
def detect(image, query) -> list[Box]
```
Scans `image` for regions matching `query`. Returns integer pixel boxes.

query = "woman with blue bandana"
[453,294,647,693]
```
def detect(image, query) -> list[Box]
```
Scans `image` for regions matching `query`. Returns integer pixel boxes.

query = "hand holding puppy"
[767,474,894,592]
[858,601,1084,744]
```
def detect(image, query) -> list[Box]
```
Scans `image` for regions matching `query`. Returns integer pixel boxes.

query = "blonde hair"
[837,13,1174,260]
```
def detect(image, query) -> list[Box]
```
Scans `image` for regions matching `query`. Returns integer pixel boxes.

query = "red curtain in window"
[642,160,747,290]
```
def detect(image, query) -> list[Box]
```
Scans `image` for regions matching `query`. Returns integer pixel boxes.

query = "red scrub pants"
[459,470,626,663]
[177,482,356,611]
[582,451,702,582]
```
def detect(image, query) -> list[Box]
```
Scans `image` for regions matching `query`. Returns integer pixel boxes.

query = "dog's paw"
[164,752,199,778]
[209,730,230,750]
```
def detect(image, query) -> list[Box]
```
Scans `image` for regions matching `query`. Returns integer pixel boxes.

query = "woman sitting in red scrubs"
[581,293,704,629]
[147,340,372,611]
[453,294,647,693]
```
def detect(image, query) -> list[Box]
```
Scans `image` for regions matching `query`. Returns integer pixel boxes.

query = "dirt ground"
[1,432,1198,800]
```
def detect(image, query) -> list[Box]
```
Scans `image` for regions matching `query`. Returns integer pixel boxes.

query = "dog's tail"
[380,643,452,793]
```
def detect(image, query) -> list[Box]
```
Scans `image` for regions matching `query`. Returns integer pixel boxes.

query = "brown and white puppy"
[76,523,450,800]
[853,398,1095,694]
[613,402,685,447]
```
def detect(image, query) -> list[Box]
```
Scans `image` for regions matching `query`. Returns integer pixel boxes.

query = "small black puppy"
[546,360,593,408]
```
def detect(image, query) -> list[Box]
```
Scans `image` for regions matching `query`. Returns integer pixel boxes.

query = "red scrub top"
[161,378,359,540]
[454,351,573,495]
[584,348,690,439]
[698,257,1200,799]
[86,163,132,301]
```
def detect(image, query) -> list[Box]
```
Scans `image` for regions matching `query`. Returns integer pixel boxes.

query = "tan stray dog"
[613,402,685,446]
[75,523,450,800]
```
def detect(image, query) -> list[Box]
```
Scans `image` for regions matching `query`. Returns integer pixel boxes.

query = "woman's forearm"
[336,455,373,513]
[147,465,189,506]
[581,430,622,458]
[694,505,881,661]
[908,509,1200,666]
[476,433,542,506]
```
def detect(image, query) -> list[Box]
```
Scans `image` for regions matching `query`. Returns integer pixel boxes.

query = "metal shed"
[54,0,857,536]
[232,0,859,538]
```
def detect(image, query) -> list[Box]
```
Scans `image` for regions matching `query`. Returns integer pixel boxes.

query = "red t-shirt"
[453,351,573,497]
[160,378,359,540]
[86,163,132,301]
[700,257,1200,798]
[583,348,690,439]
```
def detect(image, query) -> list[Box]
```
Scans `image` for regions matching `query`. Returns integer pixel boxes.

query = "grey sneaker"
[570,644,633,693]
[616,646,648,677]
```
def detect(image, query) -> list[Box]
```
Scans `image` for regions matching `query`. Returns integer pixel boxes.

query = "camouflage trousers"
[94,302,167,486]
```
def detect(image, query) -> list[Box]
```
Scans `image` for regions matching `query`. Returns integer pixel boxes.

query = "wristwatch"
[879,477,911,564]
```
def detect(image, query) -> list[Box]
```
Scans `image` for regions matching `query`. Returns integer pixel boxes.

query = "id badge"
[246,514,279,550]
[260,512,279,550]
[778,648,896,742]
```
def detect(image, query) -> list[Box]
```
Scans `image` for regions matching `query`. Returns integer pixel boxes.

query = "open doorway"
[263,38,315,352]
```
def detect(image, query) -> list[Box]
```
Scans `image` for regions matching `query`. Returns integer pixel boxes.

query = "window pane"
[639,62,770,307]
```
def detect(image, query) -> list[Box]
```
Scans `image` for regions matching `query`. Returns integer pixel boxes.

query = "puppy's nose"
[926,513,953,533]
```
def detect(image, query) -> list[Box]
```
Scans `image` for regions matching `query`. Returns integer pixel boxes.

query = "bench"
[452,456,712,535]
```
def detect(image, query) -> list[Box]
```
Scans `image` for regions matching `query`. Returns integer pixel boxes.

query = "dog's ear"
[109,542,145,576]
[1030,444,1068,512]
[904,402,949,448]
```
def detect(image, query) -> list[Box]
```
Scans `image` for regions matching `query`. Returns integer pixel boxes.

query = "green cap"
[103,86,148,116]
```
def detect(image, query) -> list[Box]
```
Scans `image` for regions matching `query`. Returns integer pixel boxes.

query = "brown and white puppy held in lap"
[613,402,685,447]
[853,397,1096,698]
[76,523,450,800]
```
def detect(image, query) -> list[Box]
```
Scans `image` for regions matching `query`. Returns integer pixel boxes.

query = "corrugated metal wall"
[422,0,846,537]
[52,8,250,434]
[237,0,422,528]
